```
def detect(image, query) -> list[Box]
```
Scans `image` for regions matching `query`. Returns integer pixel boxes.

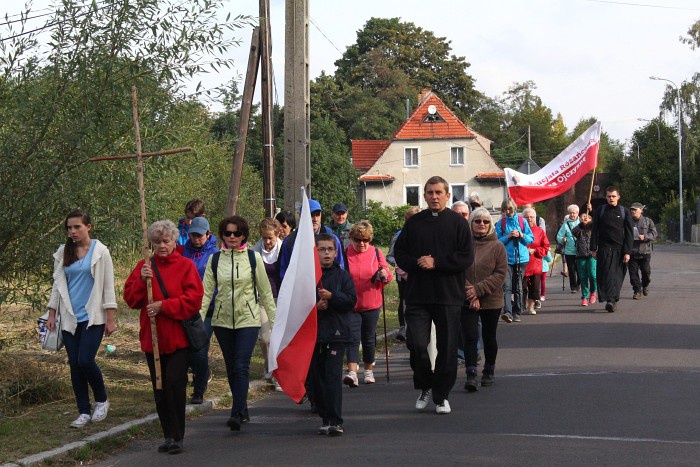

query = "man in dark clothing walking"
[591,186,634,312]
[395,176,474,415]
[628,202,657,300]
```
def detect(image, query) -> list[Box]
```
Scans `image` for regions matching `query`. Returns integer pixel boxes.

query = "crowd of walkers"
[44,179,658,452]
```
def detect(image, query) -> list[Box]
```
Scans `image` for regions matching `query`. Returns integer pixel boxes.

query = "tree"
[0,1,252,306]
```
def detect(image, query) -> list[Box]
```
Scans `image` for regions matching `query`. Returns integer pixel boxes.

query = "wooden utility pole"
[260,0,276,218]
[225,28,261,216]
[284,0,310,212]
[89,87,192,389]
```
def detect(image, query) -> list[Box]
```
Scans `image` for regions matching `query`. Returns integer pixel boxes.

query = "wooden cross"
[90,86,192,389]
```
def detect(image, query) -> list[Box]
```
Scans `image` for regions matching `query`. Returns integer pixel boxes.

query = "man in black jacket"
[591,186,634,312]
[395,176,474,415]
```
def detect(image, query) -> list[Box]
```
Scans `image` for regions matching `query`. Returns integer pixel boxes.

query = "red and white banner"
[268,190,321,403]
[505,121,602,205]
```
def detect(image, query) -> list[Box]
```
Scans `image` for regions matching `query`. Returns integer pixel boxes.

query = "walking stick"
[381,286,390,383]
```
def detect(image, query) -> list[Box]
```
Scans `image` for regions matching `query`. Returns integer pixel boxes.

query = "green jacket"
[200,247,276,329]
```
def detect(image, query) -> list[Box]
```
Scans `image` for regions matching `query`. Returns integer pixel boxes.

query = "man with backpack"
[591,186,634,312]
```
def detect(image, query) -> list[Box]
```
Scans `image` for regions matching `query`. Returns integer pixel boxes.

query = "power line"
[309,15,343,55]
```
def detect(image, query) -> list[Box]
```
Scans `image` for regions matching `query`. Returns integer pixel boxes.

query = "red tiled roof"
[392,91,475,140]
[358,173,396,182]
[351,140,391,172]
[475,172,505,179]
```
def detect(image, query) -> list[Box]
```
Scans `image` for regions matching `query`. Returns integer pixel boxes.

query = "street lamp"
[650,76,683,243]
[629,138,640,159]
[637,118,660,141]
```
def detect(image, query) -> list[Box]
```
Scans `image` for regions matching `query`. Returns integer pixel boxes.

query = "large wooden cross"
[90,86,192,389]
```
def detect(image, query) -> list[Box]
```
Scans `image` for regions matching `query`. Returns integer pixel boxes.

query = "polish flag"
[505,121,602,205]
[268,190,321,402]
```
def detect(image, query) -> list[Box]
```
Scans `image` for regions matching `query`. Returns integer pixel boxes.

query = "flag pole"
[381,287,390,383]
[586,167,597,216]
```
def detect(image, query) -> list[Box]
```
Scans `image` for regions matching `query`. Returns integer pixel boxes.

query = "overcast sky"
[6,0,699,146]
[225,0,699,145]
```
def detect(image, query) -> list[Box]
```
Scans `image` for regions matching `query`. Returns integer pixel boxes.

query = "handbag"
[151,258,208,351]
[38,305,64,352]
[555,241,565,255]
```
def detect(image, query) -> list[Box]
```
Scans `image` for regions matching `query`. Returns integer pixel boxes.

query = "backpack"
[210,249,258,303]
[500,214,525,234]
[600,204,626,221]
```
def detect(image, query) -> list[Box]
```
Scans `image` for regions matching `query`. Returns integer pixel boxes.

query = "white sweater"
[47,240,117,335]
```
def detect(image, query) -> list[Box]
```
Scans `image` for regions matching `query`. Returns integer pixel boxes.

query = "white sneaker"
[364,370,375,384]
[91,400,110,422]
[343,371,359,388]
[436,399,451,414]
[415,389,432,410]
[70,414,91,428]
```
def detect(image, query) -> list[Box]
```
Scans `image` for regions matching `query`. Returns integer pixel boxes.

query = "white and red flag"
[268,189,321,402]
[505,121,602,205]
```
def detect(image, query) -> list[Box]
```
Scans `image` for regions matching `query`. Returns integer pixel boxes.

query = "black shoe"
[168,440,183,455]
[605,301,615,313]
[189,393,204,405]
[633,292,641,300]
[242,410,250,423]
[227,413,242,431]
[481,372,495,387]
[310,401,318,414]
[643,287,649,296]
[157,438,173,453]
[328,425,344,436]
[464,371,478,392]
[396,326,406,342]
[297,393,308,405]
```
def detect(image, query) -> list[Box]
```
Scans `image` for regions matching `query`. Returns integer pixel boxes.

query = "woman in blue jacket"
[495,198,533,323]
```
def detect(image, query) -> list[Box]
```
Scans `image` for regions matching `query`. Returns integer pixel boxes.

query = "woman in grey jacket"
[463,208,507,391]
[46,209,117,428]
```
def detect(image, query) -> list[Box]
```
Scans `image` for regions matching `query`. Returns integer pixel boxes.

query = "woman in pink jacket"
[343,221,393,386]
[522,208,550,315]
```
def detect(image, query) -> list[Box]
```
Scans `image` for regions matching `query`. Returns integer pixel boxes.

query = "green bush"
[358,201,411,246]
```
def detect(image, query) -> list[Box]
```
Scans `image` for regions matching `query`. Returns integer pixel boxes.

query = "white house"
[351,90,506,210]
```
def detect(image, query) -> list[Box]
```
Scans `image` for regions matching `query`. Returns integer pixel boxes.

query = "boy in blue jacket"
[311,233,357,437]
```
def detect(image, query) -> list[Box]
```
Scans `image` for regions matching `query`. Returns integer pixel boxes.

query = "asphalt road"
[95,244,700,466]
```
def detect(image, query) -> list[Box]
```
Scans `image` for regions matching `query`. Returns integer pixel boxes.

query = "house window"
[405,185,420,207]
[450,147,464,166]
[404,147,419,167]
[450,184,467,206]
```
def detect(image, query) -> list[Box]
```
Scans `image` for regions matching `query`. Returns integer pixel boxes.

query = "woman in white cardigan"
[46,210,117,428]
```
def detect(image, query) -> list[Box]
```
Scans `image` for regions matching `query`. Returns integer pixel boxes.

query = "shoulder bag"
[38,304,64,352]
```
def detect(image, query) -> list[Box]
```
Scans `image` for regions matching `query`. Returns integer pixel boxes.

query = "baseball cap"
[332,203,348,213]
[630,203,644,210]
[307,199,322,213]
[189,217,210,235]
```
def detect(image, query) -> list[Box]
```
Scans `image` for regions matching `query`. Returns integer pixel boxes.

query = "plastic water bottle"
[106,344,116,353]
[38,320,47,344]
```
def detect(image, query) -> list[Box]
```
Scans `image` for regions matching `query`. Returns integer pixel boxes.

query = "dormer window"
[423,112,445,123]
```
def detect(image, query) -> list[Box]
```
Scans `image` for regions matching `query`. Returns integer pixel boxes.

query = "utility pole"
[259,0,276,218]
[225,28,260,216]
[284,0,310,213]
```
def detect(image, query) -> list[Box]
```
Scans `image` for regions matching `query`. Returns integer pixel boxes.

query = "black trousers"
[628,255,651,293]
[405,304,460,404]
[146,349,189,442]
[310,342,345,426]
[565,254,580,291]
[461,307,500,371]
[397,280,407,327]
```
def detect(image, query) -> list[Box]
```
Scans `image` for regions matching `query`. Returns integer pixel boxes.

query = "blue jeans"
[503,263,526,317]
[62,321,107,415]
[213,326,259,416]
[188,316,213,395]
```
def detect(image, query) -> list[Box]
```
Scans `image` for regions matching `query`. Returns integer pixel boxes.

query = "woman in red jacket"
[123,220,203,455]
[522,208,550,315]
[343,221,393,386]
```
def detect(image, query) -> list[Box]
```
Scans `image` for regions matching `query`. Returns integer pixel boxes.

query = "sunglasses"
[353,237,370,243]
[223,230,244,238]
[473,219,491,225]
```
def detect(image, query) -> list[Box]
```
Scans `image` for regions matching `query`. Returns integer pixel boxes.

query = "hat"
[189,217,210,235]
[332,203,348,213]
[630,203,644,210]
[307,199,322,213]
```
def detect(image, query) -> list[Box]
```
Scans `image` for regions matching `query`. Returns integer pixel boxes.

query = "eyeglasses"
[223,230,244,238]
[473,219,491,225]
[317,247,336,253]
[353,237,371,243]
